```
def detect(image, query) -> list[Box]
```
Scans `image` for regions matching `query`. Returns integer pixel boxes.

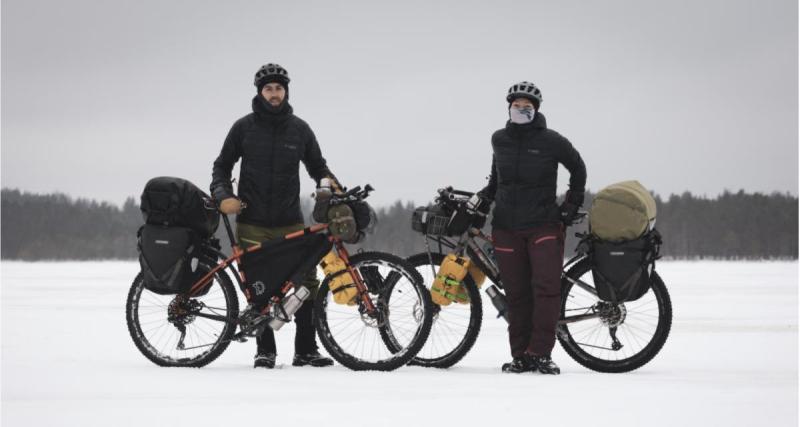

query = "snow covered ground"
[1,261,797,426]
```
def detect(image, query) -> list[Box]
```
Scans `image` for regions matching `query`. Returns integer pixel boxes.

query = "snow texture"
[1,261,797,426]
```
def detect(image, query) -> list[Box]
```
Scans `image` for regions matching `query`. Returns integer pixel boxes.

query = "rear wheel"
[314,252,433,371]
[126,264,239,367]
[557,258,672,373]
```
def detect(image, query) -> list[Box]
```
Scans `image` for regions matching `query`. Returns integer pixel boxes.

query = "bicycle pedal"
[239,316,270,337]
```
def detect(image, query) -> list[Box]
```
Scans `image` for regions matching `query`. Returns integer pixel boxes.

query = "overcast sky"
[2,0,797,208]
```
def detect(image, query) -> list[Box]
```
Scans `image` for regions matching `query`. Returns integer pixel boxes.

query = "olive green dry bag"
[589,181,657,242]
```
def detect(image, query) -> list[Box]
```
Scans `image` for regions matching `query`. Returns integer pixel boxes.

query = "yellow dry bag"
[320,251,358,305]
[431,254,471,305]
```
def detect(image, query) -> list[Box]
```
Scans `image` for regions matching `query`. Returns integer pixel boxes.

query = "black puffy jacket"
[211,96,334,227]
[480,112,586,229]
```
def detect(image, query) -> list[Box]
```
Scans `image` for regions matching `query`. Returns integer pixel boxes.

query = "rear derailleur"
[596,301,626,351]
[167,295,203,350]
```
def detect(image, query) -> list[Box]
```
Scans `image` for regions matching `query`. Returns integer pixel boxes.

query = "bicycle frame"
[418,226,601,326]
[184,212,377,319]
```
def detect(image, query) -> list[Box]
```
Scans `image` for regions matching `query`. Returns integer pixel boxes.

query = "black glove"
[559,190,584,226]
[468,191,493,229]
[475,191,493,215]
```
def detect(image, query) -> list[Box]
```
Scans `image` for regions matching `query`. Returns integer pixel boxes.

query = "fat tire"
[126,264,239,367]
[314,251,433,371]
[557,258,672,373]
[405,252,483,368]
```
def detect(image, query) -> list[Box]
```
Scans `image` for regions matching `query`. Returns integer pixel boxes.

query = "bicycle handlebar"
[437,187,475,201]
[329,184,374,204]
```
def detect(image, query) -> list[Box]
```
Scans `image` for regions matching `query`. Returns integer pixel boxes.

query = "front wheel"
[405,252,483,368]
[126,263,239,367]
[557,258,672,373]
[314,251,433,371]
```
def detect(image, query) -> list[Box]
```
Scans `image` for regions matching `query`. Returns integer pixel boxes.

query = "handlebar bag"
[141,177,220,237]
[445,204,474,236]
[411,205,450,235]
[350,200,374,232]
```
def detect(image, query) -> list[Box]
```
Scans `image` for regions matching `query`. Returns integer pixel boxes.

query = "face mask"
[509,106,535,124]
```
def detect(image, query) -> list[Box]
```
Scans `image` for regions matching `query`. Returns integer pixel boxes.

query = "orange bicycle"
[126,185,433,371]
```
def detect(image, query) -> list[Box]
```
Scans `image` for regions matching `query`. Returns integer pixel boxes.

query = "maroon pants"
[493,223,565,357]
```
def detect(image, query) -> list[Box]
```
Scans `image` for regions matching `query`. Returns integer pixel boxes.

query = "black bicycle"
[126,185,433,371]
[406,187,672,373]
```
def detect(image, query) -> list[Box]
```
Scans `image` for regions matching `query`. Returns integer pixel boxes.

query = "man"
[211,63,336,369]
[478,81,586,375]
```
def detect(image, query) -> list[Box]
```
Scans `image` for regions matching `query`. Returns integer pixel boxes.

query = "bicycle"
[406,187,672,373]
[126,185,433,371]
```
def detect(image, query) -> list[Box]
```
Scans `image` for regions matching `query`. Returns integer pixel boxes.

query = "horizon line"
[2,186,798,210]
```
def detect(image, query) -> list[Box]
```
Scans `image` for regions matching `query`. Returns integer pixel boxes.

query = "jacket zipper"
[512,135,521,228]
[268,123,277,224]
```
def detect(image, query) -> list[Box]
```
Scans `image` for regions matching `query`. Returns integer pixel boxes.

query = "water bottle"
[269,286,311,331]
[485,285,509,323]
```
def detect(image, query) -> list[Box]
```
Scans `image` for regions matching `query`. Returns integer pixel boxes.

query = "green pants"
[236,222,321,296]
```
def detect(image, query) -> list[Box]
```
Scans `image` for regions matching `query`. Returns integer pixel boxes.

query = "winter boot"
[254,351,276,369]
[531,354,560,375]
[292,351,334,367]
[501,356,534,373]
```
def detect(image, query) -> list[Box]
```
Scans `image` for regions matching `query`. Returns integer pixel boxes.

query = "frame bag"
[240,233,333,307]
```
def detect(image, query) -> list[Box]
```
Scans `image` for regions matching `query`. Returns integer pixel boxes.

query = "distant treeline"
[1,188,797,260]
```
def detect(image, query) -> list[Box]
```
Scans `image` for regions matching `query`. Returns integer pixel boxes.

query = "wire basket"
[411,207,451,236]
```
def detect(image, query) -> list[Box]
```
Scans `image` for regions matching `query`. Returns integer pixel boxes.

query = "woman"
[478,82,587,374]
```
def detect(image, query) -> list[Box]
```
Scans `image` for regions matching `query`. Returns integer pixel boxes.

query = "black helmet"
[254,63,290,91]
[506,81,542,109]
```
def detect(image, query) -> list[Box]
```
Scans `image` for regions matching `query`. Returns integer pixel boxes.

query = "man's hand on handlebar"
[219,197,243,215]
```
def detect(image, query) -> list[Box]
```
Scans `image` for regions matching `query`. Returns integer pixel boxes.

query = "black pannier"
[590,230,661,303]
[138,225,202,295]
[140,177,220,237]
[240,232,333,307]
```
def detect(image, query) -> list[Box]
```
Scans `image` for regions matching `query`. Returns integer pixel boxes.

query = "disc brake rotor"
[360,299,389,328]
[412,302,424,324]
